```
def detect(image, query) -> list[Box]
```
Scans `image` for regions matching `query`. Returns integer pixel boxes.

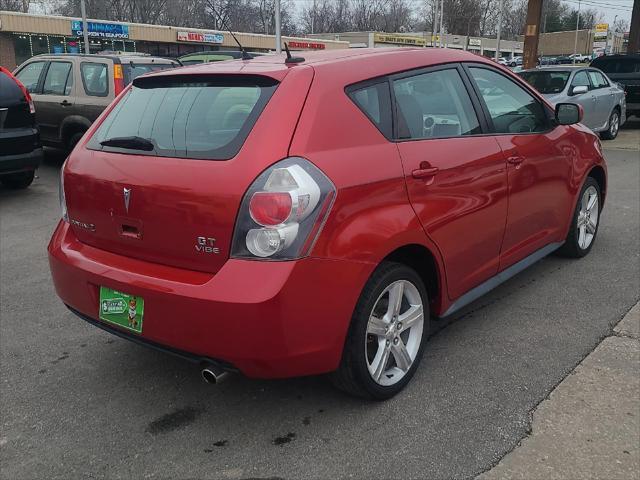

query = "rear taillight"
[113,64,125,95]
[1,66,35,114]
[231,158,335,259]
[59,161,68,222]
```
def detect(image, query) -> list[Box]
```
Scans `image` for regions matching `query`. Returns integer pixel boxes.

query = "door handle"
[60,100,72,106]
[507,156,525,165]
[412,166,439,179]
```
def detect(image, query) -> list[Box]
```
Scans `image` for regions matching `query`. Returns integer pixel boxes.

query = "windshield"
[88,75,278,160]
[519,71,571,94]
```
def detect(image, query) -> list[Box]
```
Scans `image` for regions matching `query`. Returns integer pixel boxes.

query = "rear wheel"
[557,177,601,258]
[0,170,35,189]
[330,262,429,400]
[600,109,620,140]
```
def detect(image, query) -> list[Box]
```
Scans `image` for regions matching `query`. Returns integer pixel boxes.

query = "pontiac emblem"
[123,187,131,213]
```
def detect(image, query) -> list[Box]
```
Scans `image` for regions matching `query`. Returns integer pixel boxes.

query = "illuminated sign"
[288,41,326,50]
[374,33,426,46]
[177,31,224,44]
[71,20,129,39]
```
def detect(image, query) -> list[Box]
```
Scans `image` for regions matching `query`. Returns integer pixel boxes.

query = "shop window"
[13,35,32,66]
[32,35,49,56]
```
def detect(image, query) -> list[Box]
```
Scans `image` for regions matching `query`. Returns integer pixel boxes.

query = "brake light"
[1,66,35,114]
[113,64,125,95]
[231,158,335,259]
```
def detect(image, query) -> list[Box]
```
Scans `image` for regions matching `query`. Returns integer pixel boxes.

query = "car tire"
[600,109,620,140]
[557,177,601,258]
[67,131,85,151]
[0,170,35,189]
[330,261,430,400]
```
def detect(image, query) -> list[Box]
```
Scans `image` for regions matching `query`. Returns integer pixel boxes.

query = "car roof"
[30,53,176,63]
[522,66,586,73]
[146,48,495,81]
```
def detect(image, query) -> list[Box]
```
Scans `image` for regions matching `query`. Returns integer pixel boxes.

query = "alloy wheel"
[365,280,424,386]
[610,112,619,137]
[577,185,599,250]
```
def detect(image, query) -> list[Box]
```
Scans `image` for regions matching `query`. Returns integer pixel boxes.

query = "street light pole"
[573,0,580,64]
[495,0,504,61]
[439,0,444,47]
[275,0,282,54]
[80,0,90,55]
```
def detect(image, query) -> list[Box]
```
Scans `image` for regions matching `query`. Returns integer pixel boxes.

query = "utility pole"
[275,0,282,53]
[433,0,439,47]
[495,0,504,60]
[522,0,544,69]
[80,0,90,55]
[573,0,581,63]
[629,0,639,54]
[311,0,316,35]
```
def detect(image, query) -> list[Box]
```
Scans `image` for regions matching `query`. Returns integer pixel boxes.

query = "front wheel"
[600,109,620,140]
[557,177,601,258]
[330,262,430,400]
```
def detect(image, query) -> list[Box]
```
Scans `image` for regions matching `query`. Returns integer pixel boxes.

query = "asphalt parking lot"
[1,124,639,479]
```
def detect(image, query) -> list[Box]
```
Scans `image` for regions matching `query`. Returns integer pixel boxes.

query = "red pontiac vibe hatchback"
[49,48,606,399]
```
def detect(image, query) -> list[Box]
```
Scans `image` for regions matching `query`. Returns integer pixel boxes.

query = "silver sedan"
[519,66,626,140]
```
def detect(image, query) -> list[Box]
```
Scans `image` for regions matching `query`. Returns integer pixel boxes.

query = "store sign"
[468,38,482,46]
[595,23,609,32]
[71,20,129,39]
[177,31,224,44]
[374,33,426,46]
[593,41,607,48]
[288,40,325,50]
[594,31,608,41]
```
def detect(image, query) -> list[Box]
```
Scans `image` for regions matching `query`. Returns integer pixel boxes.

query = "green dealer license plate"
[99,287,144,334]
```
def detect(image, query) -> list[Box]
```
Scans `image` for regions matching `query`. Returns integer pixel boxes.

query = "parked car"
[509,56,522,67]
[590,54,640,119]
[497,57,510,66]
[0,66,42,189]
[519,66,626,139]
[555,56,573,65]
[539,56,557,65]
[569,53,591,63]
[179,50,267,65]
[49,48,607,399]
[13,54,180,151]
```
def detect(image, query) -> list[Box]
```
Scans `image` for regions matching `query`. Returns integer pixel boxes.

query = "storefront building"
[0,11,348,70]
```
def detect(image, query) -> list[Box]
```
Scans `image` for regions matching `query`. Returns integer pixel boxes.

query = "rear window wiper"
[100,136,154,151]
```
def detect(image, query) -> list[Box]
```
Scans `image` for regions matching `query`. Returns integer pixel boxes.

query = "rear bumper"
[48,222,372,378]
[0,147,42,174]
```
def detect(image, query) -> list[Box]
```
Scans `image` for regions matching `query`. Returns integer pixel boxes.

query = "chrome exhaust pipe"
[201,364,229,385]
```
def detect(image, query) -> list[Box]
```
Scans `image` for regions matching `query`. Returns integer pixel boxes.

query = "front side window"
[469,67,549,134]
[392,68,480,140]
[15,61,46,93]
[42,62,73,96]
[588,71,608,89]
[571,71,591,88]
[88,75,277,160]
[81,62,108,96]
[347,81,392,138]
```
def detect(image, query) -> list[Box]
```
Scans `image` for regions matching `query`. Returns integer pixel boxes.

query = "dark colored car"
[0,66,42,189]
[50,48,606,399]
[13,54,179,151]
[590,54,640,118]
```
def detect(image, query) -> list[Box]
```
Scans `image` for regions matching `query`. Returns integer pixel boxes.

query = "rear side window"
[81,62,108,96]
[122,63,177,85]
[347,81,392,138]
[15,61,46,93]
[42,62,73,96]
[392,68,480,140]
[88,75,277,160]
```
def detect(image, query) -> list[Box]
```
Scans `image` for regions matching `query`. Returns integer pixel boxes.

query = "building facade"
[0,11,348,70]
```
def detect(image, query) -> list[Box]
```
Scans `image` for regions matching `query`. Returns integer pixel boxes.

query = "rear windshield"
[519,71,570,94]
[591,58,640,74]
[122,63,178,85]
[88,75,277,160]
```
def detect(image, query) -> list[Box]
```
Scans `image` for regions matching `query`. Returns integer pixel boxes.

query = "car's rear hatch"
[0,69,37,156]
[63,62,314,274]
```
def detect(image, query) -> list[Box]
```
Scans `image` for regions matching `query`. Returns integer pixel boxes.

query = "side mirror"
[556,103,583,125]
[571,85,588,96]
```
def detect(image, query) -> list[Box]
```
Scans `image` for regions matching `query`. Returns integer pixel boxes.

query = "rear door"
[32,60,77,143]
[63,67,314,274]
[466,65,574,269]
[392,65,508,300]
[79,60,113,122]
